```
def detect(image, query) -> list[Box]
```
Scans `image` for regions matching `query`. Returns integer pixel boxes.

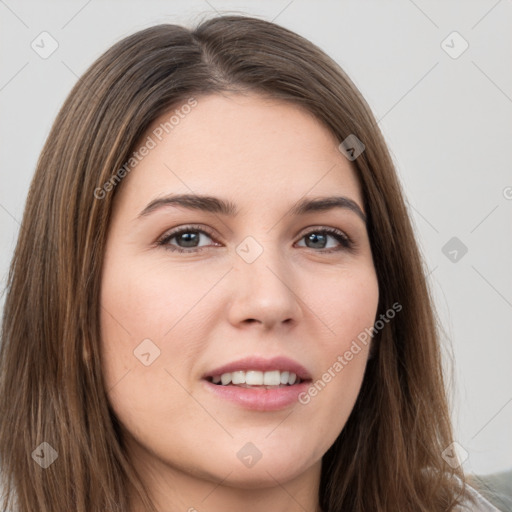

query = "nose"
[226,242,303,330]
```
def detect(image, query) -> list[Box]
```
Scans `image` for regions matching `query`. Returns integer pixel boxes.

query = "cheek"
[309,262,379,349]
[98,252,224,423]
[298,266,379,436]
[99,250,225,360]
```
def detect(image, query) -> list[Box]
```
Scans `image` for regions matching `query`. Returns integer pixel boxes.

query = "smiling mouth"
[206,369,306,388]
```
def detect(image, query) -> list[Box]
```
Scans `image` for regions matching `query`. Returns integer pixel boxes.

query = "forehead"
[117,92,363,214]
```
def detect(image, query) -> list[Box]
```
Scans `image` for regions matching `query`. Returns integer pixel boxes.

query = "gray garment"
[457,485,503,511]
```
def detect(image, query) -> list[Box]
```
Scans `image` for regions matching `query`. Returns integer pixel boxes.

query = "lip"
[202,356,312,412]
[203,380,310,411]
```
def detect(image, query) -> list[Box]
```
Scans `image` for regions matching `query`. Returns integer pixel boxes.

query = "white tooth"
[280,371,289,385]
[212,375,221,384]
[231,371,246,385]
[245,370,264,385]
[220,372,232,385]
[288,372,297,385]
[264,370,281,386]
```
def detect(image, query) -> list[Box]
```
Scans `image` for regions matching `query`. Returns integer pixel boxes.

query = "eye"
[156,225,353,253]
[156,225,219,253]
[295,228,353,253]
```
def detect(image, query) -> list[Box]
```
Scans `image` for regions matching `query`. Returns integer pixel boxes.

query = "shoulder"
[420,469,504,512]
[454,484,502,511]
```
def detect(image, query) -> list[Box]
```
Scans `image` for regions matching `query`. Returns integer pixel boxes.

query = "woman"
[0,14,500,512]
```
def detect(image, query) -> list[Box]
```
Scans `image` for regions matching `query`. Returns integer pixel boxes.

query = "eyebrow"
[137,193,367,223]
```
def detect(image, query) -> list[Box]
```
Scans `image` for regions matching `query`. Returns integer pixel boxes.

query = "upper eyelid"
[159,225,216,242]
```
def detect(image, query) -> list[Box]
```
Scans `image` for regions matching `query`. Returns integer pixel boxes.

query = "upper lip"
[203,356,312,381]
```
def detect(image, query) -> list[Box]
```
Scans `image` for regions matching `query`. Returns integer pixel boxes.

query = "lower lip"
[203,379,310,411]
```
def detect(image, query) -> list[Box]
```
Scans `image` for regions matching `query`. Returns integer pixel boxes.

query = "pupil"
[179,232,198,247]
[307,233,326,248]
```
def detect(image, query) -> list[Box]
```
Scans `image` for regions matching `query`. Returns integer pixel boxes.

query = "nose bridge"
[228,233,302,327]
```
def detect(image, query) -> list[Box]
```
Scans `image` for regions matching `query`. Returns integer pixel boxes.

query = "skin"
[99,92,379,512]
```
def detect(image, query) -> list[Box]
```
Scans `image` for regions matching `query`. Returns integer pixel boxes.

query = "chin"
[211,460,313,490]
[197,442,320,488]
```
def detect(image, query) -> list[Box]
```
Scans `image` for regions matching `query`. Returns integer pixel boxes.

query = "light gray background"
[0,0,511,476]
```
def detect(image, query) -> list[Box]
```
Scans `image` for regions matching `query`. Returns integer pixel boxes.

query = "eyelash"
[156,224,354,254]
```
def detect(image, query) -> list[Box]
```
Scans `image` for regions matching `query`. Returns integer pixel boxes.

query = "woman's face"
[100,92,379,493]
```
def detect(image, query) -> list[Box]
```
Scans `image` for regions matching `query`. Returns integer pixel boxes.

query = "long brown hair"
[0,14,475,511]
